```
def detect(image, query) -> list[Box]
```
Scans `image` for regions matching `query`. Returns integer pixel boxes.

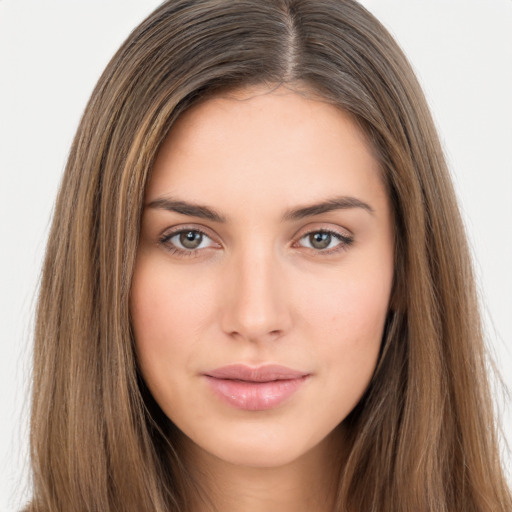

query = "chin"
[180,420,337,470]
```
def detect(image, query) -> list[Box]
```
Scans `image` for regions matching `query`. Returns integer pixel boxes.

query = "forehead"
[147,85,386,214]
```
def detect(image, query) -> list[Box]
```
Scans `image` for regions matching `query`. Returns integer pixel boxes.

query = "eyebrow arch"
[283,196,374,221]
[146,195,374,223]
[146,197,226,223]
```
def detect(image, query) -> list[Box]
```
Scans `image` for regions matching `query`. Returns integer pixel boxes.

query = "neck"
[181,429,344,512]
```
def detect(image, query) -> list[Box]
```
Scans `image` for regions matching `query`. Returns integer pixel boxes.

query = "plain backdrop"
[1,0,511,509]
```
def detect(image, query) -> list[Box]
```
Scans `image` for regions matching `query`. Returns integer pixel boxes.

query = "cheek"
[303,269,391,346]
[129,256,216,383]
[297,259,392,403]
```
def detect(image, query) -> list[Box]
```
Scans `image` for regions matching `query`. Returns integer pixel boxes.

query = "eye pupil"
[309,232,331,249]
[180,230,202,249]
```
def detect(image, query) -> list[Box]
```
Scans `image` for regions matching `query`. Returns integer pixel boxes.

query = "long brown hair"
[27,1,511,511]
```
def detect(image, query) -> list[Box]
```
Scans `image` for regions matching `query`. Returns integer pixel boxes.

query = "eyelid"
[159,224,222,256]
[157,223,354,258]
[293,222,353,240]
[292,224,354,254]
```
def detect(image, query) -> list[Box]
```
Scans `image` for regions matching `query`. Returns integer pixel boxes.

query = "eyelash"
[158,227,354,258]
[159,227,218,258]
[294,229,354,255]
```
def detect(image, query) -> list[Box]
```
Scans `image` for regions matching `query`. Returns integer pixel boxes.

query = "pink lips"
[203,364,310,411]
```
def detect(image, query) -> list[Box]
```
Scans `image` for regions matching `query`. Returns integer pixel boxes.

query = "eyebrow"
[283,196,374,220]
[146,195,374,222]
[146,197,226,222]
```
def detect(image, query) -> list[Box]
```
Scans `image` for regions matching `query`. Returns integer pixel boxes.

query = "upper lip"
[204,364,309,382]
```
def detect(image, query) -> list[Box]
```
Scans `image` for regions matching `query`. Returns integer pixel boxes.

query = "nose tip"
[220,252,291,343]
[226,307,285,343]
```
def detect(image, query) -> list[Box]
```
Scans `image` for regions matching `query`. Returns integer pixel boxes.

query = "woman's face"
[130,86,394,468]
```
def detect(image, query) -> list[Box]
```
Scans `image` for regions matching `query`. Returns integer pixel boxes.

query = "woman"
[26,1,511,511]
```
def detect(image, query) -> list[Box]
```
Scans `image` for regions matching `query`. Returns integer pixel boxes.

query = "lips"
[203,364,310,411]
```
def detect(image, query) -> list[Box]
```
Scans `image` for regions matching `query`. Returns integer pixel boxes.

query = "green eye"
[179,230,204,249]
[308,232,332,249]
[298,230,353,252]
[161,229,216,253]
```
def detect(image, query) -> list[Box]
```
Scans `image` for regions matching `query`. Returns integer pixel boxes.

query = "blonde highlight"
[27,1,511,511]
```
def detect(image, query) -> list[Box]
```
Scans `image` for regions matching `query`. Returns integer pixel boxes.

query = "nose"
[220,247,292,343]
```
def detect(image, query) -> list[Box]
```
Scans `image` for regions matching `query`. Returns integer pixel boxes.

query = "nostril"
[226,327,285,344]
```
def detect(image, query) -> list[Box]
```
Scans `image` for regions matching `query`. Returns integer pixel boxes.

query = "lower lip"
[204,376,309,411]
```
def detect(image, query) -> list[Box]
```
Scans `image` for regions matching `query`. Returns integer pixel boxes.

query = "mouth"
[203,364,310,411]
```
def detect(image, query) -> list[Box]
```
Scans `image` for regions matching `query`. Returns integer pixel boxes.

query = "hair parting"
[26,1,511,511]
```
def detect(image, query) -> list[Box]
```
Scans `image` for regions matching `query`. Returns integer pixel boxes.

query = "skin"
[130,85,395,511]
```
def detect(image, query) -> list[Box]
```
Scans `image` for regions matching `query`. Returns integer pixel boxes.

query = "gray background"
[1,1,511,509]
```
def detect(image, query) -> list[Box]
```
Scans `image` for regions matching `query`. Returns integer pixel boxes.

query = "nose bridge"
[222,242,290,342]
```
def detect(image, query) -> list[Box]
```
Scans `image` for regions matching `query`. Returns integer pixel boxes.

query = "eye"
[160,228,218,254]
[297,229,353,252]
